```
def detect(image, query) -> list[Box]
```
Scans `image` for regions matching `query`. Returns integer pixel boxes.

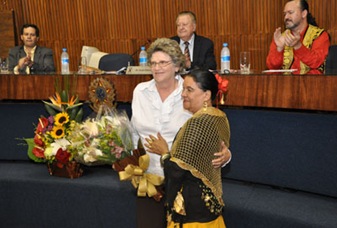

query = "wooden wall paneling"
[311,0,328,29]
[9,6,21,47]
[198,0,209,34]
[80,0,92,40]
[111,1,122,38]
[331,0,337,34]
[215,0,226,36]
[195,1,212,35]
[47,2,59,41]
[163,1,179,37]
[93,1,104,40]
[149,1,161,37]
[3,0,337,73]
[126,1,137,37]
[0,10,15,59]
[76,1,85,40]
[327,0,337,44]
[225,0,236,35]
[244,0,252,35]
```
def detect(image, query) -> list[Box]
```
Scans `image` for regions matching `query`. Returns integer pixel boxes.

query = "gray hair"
[147,38,186,74]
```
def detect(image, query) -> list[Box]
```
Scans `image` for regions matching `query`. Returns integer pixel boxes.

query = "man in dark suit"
[171,11,217,71]
[9,24,55,74]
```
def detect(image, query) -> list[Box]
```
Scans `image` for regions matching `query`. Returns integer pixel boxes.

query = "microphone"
[131,39,152,57]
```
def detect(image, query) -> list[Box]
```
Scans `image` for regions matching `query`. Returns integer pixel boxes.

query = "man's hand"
[212,141,231,168]
[18,55,33,69]
[273,27,286,52]
[284,30,302,50]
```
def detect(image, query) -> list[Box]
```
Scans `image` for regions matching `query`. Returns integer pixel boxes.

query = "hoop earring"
[203,101,208,111]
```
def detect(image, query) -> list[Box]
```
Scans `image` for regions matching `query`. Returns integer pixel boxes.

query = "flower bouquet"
[25,90,84,178]
[68,107,134,166]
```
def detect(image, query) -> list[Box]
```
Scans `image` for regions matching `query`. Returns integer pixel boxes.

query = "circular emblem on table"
[88,77,116,112]
[95,86,107,101]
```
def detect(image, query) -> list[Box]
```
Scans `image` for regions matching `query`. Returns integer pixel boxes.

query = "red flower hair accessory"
[215,74,229,105]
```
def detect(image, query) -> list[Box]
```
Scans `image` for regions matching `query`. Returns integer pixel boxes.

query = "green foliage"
[24,138,45,163]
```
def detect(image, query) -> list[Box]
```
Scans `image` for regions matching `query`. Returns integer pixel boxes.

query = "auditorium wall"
[1,0,336,72]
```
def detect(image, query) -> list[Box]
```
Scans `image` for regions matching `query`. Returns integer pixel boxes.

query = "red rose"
[32,146,45,158]
[36,117,49,134]
[55,148,71,165]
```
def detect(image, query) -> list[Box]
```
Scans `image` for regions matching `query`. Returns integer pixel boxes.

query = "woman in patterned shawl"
[147,69,230,227]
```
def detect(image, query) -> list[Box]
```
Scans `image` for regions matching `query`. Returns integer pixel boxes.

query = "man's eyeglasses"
[148,61,172,68]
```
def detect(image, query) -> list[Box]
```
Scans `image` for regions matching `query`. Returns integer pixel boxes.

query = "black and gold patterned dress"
[164,107,230,227]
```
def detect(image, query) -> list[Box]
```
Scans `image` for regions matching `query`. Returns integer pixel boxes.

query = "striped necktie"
[184,41,191,68]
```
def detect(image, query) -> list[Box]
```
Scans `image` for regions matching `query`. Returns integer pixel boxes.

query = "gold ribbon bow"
[119,154,164,197]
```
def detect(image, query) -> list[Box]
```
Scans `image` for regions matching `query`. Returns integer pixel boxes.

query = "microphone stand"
[130,39,152,58]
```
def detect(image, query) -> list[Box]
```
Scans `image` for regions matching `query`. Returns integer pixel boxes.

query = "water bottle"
[221,43,230,73]
[61,48,70,74]
[139,46,147,66]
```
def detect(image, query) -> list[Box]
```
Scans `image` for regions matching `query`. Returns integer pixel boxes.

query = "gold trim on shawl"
[170,107,230,214]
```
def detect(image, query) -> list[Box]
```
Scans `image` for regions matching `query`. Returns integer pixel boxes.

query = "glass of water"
[240,52,251,74]
[78,56,87,74]
[1,57,9,73]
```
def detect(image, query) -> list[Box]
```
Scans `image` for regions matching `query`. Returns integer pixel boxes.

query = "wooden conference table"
[0,73,336,112]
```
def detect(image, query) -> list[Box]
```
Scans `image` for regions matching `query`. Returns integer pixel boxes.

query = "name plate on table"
[126,66,152,75]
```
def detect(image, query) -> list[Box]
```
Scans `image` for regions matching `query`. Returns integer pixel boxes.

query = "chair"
[98,53,135,71]
[325,45,337,74]
[88,51,108,69]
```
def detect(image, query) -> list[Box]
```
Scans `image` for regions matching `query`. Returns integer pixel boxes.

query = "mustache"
[285,19,292,23]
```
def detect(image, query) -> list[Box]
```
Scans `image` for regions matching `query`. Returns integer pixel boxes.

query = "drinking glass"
[240,52,251,74]
[78,56,87,74]
[1,57,9,73]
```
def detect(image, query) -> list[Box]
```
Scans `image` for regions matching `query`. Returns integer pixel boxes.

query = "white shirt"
[131,75,192,177]
[179,34,195,62]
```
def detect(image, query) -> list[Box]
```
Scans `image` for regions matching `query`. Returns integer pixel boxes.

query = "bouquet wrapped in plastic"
[68,107,134,166]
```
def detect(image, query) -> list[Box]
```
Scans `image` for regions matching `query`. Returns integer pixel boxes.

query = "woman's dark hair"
[20,24,40,37]
[188,69,218,101]
[297,0,318,26]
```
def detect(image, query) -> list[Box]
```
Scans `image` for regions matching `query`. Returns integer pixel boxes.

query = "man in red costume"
[266,0,330,74]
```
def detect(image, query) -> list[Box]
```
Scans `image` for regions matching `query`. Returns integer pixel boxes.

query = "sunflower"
[50,125,66,139]
[54,112,70,126]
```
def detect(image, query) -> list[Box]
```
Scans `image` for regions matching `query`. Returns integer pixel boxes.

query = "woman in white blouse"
[131,38,230,228]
